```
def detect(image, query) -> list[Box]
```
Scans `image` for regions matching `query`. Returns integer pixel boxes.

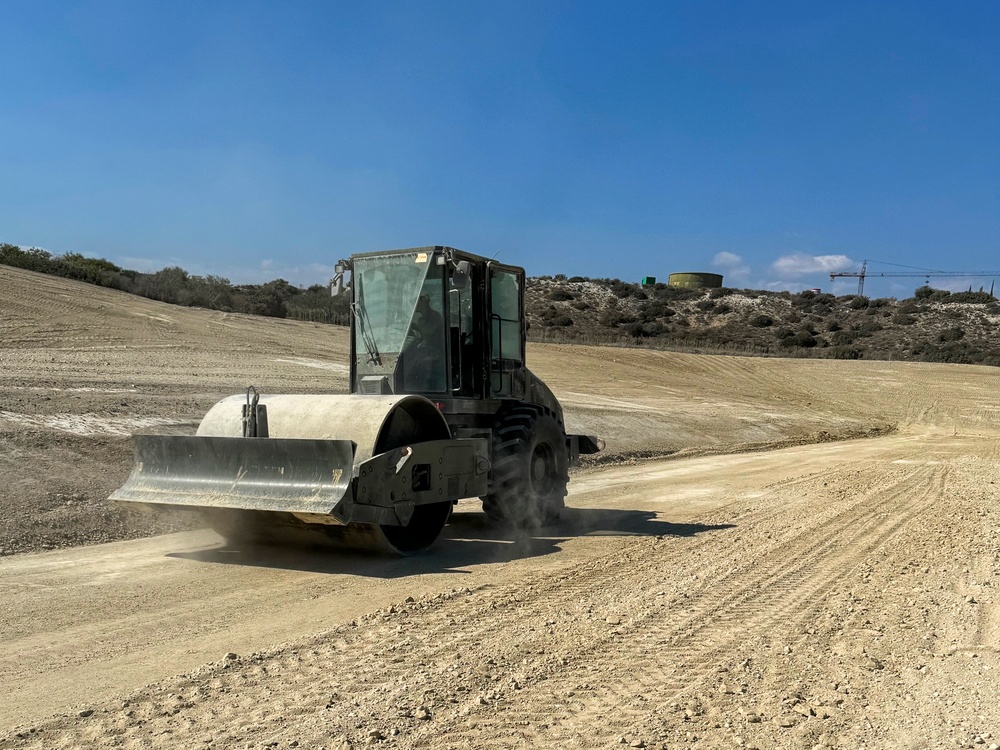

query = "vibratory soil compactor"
[112,247,603,553]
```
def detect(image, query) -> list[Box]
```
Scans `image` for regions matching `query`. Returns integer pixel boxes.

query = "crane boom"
[830,260,999,296]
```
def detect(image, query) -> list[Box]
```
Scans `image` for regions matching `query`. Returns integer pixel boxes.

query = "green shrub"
[828,345,863,359]
[610,280,633,298]
[830,329,861,346]
[913,286,953,302]
[947,291,995,304]
[600,309,637,327]
[782,331,817,348]
[0,244,57,273]
[709,287,737,299]
[937,326,965,342]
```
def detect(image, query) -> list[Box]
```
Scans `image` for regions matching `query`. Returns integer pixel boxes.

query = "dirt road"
[4,430,1000,748]
[2,266,1000,748]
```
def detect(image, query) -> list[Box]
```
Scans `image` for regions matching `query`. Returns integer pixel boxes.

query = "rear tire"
[481,407,568,528]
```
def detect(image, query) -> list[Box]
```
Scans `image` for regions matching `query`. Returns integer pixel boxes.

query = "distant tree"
[140,266,190,303]
[0,244,56,273]
[286,284,350,324]
[238,279,298,318]
[183,275,234,309]
[57,252,135,289]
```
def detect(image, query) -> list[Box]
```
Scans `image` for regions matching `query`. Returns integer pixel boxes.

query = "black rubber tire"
[481,406,569,528]
[380,501,453,555]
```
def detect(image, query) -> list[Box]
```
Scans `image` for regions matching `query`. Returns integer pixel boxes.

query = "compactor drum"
[111,247,602,553]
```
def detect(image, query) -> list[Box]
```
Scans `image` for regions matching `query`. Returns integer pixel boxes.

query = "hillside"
[525,276,1000,365]
[4,243,999,366]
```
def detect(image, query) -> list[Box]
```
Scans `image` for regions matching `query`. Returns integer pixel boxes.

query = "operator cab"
[333,246,527,403]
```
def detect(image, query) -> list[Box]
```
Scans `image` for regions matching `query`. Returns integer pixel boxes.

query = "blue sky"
[2,1,998,297]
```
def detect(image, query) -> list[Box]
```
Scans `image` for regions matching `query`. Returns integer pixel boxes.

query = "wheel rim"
[530,442,557,496]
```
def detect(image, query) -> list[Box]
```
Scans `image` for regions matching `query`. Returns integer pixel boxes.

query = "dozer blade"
[110,435,356,515]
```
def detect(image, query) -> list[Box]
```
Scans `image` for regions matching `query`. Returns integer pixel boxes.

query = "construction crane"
[830,260,999,297]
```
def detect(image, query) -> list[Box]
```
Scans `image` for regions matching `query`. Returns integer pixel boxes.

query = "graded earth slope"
[3,264,994,555]
[2,265,1000,749]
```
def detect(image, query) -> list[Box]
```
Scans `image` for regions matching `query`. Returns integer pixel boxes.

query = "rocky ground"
[1,264,999,749]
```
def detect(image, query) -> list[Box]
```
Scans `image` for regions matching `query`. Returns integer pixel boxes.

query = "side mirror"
[452,260,471,290]
[330,259,351,297]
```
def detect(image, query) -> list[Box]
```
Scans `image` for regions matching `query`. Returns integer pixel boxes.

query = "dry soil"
[1,265,999,749]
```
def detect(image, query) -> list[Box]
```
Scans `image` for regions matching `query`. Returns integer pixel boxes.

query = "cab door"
[487,263,525,398]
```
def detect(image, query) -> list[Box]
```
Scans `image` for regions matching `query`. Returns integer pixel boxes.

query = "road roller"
[111,246,603,553]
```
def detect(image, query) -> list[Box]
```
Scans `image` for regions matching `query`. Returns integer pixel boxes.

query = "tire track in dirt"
[413,464,946,748]
[0,455,967,750]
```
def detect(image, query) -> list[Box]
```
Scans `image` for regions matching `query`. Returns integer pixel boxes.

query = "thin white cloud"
[117,256,178,273]
[932,277,998,294]
[763,279,801,292]
[771,253,855,277]
[222,261,336,287]
[830,279,860,296]
[712,251,750,283]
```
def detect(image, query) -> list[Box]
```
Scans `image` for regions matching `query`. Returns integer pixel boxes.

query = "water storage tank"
[668,272,724,289]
